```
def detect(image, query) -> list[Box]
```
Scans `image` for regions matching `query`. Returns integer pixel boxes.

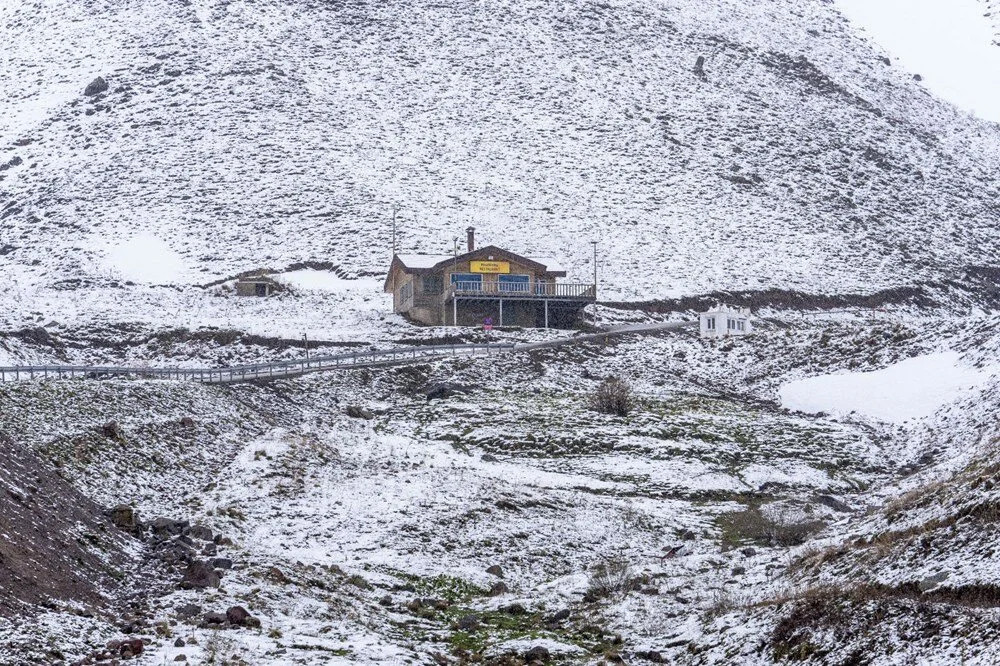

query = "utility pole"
[303,333,309,360]
[391,204,401,258]
[591,240,598,298]
[591,240,599,329]
[453,237,459,327]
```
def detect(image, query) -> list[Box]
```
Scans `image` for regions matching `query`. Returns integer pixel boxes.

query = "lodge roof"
[384,245,568,291]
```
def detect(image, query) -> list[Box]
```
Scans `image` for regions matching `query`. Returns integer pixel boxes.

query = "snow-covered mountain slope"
[983,0,1000,41]
[3,0,1000,305]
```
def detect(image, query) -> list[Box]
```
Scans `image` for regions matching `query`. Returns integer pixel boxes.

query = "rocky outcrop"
[83,76,108,96]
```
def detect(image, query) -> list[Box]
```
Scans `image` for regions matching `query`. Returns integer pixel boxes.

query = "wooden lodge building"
[384,228,595,328]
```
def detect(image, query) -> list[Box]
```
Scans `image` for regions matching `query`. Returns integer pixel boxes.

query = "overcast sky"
[837,0,1000,123]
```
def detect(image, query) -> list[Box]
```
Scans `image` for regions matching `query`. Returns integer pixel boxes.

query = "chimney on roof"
[466,226,475,252]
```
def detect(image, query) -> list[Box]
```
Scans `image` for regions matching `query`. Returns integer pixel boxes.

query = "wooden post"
[499,299,504,327]
[544,300,549,329]
[453,297,458,327]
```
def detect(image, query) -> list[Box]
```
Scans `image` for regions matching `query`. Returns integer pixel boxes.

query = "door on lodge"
[499,274,530,293]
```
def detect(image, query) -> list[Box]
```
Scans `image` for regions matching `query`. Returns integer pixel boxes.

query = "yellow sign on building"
[470,260,510,274]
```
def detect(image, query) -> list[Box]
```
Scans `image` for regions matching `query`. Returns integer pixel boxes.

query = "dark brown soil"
[0,431,134,618]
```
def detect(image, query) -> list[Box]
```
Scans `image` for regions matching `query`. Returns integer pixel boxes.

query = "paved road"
[0,320,695,385]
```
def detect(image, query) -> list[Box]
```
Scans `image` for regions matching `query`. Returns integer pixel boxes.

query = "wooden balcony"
[446,281,596,301]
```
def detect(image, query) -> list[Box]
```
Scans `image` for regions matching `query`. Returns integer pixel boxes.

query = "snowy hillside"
[984,0,1000,40]
[3,0,1000,308]
[6,1,1000,665]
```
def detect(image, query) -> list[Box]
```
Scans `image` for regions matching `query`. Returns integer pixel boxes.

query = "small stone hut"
[235,274,281,297]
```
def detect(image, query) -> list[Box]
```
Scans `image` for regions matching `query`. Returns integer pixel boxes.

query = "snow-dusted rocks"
[83,76,108,97]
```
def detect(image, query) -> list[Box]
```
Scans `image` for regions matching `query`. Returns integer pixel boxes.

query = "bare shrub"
[706,589,754,617]
[589,377,634,416]
[718,507,826,548]
[586,558,636,600]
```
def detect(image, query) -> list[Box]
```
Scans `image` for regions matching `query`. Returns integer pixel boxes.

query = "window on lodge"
[705,317,716,330]
[451,273,482,291]
[499,274,530,292]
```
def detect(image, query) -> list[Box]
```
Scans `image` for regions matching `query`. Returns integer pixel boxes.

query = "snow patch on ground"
[779,351,993,424]
[275,270,378,294]
[100,233,189,284]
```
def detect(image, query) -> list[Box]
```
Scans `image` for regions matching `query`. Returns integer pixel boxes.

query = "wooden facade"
[384,242,595,328]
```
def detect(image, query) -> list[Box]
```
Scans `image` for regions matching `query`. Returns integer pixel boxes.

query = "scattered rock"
[154,539,194,565]
[0,156,23,172]
[635,650,666,663]
[489,581,510,596]
[174,656,187,663]
[150,517,189,537]
[486,564,504,578]
[379,595,393,607]
[173,637,185,648]
[109,505,142,534]
[226,605,251,626]
[524,645,551,663]
[176,603,201,619]
[732,566,746,576]
[456,614,480,631]
[188,524,213,541]
[423,382,471,402]
[481,453,499,463]
[100,420,126,442]
[546,609,570,624]
[180,560,221,589]
[179,416,196,428]
[84,77,109,96]
[265,566,289,584]
[118,638,144,659]
[211,557,233,570]
[202,612,227,626]
[345,405,374,420]
[740,547,757,558]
